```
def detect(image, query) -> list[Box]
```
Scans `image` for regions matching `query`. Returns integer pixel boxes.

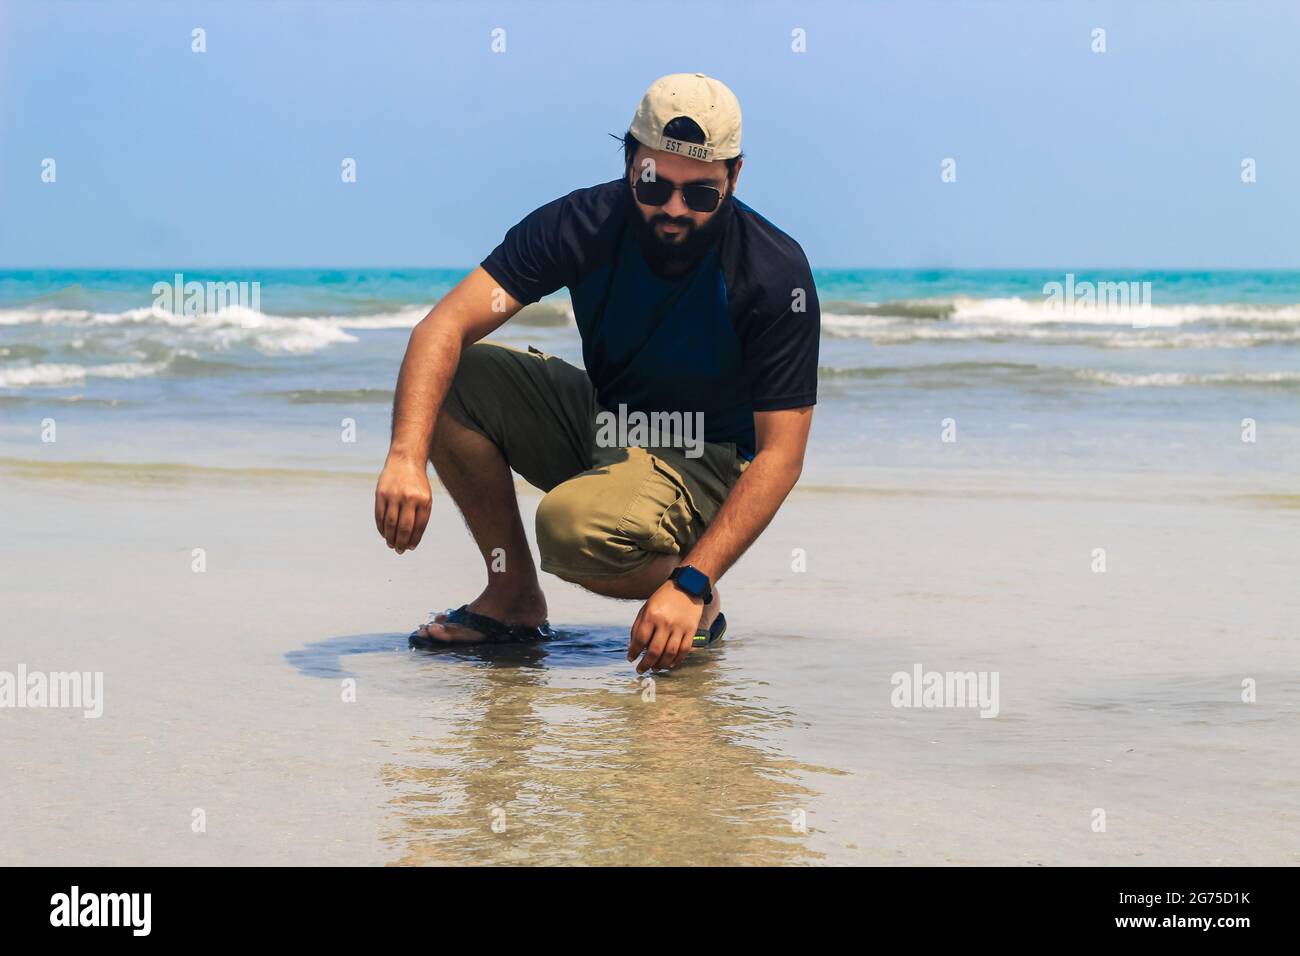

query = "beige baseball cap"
[628,72,742,162]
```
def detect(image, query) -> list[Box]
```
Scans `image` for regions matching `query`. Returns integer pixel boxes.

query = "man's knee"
[535,483,654,581]
[534,456,696,580]
[536,482,613,580]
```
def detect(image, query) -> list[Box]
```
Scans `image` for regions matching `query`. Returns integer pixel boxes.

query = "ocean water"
[1,268,1298,482]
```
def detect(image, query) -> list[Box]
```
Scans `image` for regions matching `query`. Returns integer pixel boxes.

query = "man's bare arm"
[681,406,813,583]
[375,267,524,553]
[625,406,813,671]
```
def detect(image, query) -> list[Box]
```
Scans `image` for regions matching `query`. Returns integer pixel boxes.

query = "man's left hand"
[628,580,702,673]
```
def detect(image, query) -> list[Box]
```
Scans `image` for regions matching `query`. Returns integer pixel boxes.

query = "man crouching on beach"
[374,73,820,673]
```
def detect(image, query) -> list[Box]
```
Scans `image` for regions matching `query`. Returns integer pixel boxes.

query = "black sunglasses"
[632,177,725,213]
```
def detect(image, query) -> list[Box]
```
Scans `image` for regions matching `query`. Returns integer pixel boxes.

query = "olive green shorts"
[442,341,748,580]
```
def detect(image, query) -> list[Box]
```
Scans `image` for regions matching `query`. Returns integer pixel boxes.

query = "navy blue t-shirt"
[480,179,820,458]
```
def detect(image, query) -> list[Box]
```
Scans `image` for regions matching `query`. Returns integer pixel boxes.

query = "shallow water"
[2,473,1296,865]
[278,626,839,865]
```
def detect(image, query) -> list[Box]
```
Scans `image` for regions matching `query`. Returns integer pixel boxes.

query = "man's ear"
[729,157,743,192]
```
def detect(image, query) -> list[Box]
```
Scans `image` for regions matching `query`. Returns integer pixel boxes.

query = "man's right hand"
[375,266,524,555]
[375,454,433,554]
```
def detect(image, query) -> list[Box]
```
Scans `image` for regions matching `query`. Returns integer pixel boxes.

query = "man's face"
[627,146,741,267]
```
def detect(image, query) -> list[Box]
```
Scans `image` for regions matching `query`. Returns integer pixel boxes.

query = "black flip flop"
[408,604,556,649]
[692,612,727,648]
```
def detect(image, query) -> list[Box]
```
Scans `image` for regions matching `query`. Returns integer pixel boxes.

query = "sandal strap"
[692,612,727,648]
[443,605,555,643]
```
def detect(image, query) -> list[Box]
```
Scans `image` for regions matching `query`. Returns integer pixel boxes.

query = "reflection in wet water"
[285,632,408,678]
[289,627,834,865]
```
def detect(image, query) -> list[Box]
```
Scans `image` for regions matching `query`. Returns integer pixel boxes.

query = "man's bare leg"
[415,412,548,642]
[557,553,722,633]
[418,418,717,640]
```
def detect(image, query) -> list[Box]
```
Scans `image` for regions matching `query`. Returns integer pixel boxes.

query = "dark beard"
[627,188,733,277]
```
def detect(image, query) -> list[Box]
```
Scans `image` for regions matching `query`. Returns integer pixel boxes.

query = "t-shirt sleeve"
[480,191,577,303]
[740,252,821,412]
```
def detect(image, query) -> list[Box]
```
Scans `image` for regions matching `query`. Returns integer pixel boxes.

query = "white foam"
[0,305,358,354]
[825,297,1300,330]
[325,307,430,330]
[952,296,1300,326]
[0,361,167,388]
[1074,369,1300,388]
[822,311,1300,348]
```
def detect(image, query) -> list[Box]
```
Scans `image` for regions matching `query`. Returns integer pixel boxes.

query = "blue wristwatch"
[668,565,712,604]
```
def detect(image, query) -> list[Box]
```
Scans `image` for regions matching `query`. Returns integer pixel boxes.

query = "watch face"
[675,565,707,596]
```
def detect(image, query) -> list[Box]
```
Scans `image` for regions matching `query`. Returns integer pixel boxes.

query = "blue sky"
[2,0,1297,269]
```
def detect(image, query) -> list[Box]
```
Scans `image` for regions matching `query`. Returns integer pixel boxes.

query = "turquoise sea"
[2,268,1298,482]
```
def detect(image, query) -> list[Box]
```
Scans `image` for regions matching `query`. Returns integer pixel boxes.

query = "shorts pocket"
[614,455,702,556]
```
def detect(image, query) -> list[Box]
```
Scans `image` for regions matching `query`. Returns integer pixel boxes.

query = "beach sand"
[2,459,1296,866]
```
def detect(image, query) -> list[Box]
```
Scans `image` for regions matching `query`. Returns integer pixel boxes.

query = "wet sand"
[1,462,1297,865]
